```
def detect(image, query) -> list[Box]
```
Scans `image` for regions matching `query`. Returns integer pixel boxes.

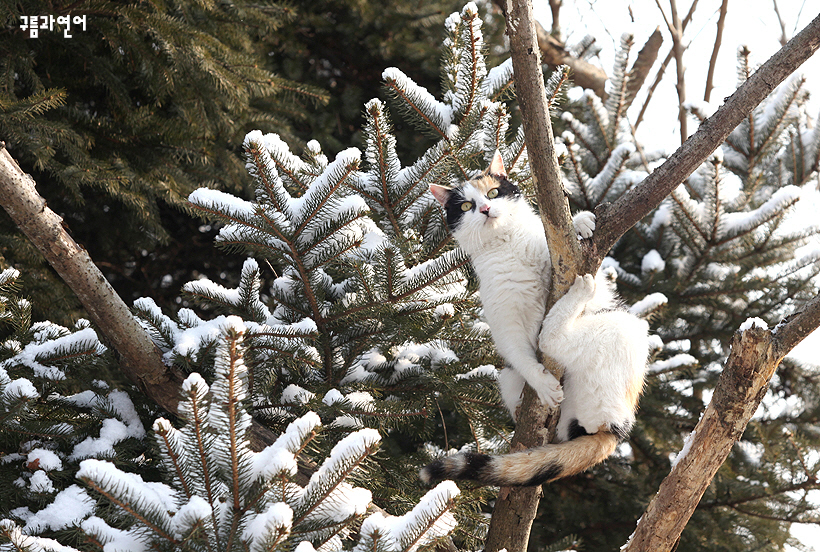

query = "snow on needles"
[357,481,459,552]
[0,327,105,381]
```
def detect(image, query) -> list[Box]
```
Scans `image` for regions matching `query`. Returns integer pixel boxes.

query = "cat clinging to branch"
[423,150,649,487]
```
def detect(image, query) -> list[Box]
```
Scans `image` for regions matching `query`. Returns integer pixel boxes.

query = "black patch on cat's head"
[442,186,472,231]
[524,461,562,486]
[490,175,523,200]
[443,176,523,232]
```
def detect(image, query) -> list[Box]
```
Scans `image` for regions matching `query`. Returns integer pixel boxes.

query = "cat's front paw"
[572,211,596,239]
[530,372,564,408]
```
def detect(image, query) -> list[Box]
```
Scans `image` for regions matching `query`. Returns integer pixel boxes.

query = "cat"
[422,150,649,487]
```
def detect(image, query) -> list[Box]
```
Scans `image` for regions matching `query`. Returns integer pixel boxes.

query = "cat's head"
[430,151,527,250]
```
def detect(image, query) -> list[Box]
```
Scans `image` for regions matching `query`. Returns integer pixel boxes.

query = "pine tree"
[2,4,820,552]
[0,268,150,529]
[1,318,460,552]
[0,0,326,323]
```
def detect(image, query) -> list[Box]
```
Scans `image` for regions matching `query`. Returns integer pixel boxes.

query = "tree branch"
[594,12,820,257]
[0,144,179,408]
[623,294,820,551]
[634,0,700,131]
[0,144,279,453]
[660,0,689,143]
[703,0,730,102]
[625,28,664,111]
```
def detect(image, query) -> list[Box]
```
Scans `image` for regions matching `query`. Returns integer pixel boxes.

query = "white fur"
[434,172,648,441]
[539,274,649,442]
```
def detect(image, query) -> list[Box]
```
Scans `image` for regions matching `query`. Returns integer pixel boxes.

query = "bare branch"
[0,144,179,410]
[549,0,562,39]
[666,0,689,143]
[484,1,589,551]
[594,12,820,258]
[623,291,820,551]
[704,0,730,102]
[622,326,779,552]
[625,28,664,110]
[491,0,608,99]
[772,0,790,46]
[773,293,820,359]
[0,144,280,453]
[634,0,700,131]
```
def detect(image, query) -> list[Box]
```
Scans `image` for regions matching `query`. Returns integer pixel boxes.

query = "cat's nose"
[479,204,490,215]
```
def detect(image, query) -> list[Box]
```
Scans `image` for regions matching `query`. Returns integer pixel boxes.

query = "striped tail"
[419,432,618,487]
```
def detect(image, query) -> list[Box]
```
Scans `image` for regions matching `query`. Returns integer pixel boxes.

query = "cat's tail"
[419,432,618,487]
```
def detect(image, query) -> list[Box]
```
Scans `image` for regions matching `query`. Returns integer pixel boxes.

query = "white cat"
[422,151,648,487]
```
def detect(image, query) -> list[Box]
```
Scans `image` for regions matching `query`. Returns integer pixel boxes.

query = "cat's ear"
[487,149,507,178]
[429,184,452,206]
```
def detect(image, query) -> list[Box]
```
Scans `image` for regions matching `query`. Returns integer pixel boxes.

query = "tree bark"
[484,2,587,552]
[623,294,820,552]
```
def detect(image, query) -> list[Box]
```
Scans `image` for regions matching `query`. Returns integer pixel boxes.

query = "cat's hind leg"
[538,274,595,351]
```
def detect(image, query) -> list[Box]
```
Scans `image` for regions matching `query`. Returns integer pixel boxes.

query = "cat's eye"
[461,202,473,212]
[487,188,499,198]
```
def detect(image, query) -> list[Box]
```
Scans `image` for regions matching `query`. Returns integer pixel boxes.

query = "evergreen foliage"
[1,4,820,552]
[0,268,150,532]
[1,0,326,323]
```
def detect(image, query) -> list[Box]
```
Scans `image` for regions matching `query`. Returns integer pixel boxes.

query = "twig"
[772,0,789,46]
[665,0,689,143]
[634,0,700,131]
[704,0,730,102]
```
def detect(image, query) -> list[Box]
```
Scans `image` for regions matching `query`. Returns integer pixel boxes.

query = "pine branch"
[0,143,282,453]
